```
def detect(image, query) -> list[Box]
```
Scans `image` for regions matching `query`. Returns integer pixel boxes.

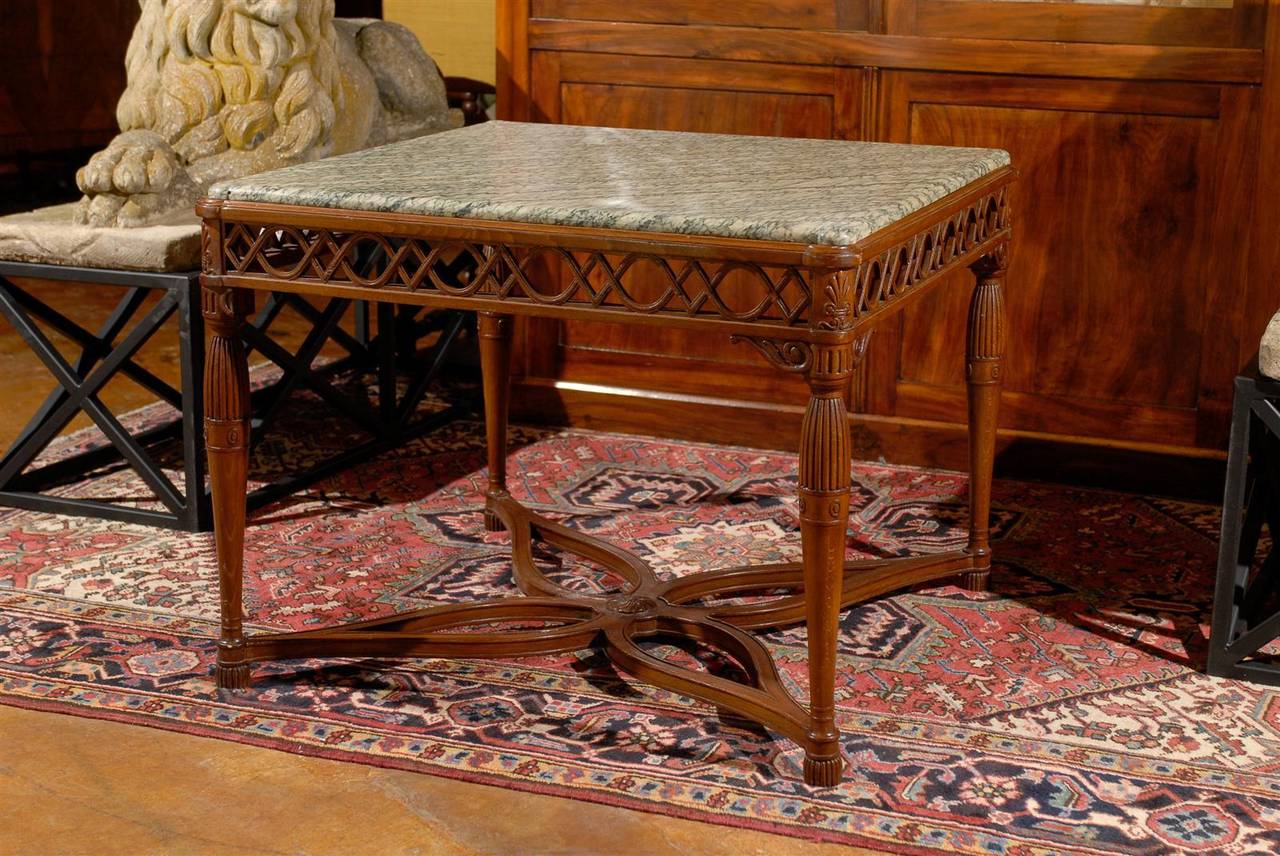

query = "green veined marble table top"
[209,121,1010,248]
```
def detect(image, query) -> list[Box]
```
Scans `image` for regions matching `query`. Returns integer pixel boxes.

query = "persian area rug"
[0,407,1274,854]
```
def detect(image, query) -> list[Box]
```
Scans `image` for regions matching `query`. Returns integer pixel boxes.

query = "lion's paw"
[75,130,198,228]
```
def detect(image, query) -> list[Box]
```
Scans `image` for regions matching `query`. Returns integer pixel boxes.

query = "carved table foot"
[215,658,252,690]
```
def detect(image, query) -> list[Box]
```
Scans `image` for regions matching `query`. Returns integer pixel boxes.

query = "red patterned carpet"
[0,409,1276,854]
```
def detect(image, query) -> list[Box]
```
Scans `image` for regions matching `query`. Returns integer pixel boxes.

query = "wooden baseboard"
[510,378,1227,503]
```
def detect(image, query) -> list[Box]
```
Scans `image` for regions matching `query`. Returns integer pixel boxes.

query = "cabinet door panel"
[878,71,1254,448]
[528,52,863,405]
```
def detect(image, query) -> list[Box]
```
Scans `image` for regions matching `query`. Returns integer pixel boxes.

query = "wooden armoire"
[496,0,1280,487]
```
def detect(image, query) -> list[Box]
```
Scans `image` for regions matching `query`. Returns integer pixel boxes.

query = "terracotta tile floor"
[0,278,873,855]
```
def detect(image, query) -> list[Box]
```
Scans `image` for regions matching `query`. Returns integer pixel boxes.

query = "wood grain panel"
[497,0,532,122]
[0,0,134,155]
[527,20,1264,84]
[557,83,834,138]
[556,52,836,96]
[552,350,815,406]
[893,382,1199,446]
[880,71,1252,447]
[1240,3,1280,428]
[533,0,867,31]
[1195,84,1261,447]
[886,0,1237,48]
[1232,0,1268,49]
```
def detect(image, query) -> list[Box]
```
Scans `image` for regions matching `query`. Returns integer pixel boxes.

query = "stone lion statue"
[75,0,460,228]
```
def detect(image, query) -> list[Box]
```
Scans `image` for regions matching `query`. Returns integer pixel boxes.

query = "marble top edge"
[209,122,1011,247]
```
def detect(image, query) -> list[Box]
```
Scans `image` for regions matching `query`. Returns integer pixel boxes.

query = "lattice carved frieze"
[217,223,815,327]
[848,186,1010,324]
[210,184,1008,332]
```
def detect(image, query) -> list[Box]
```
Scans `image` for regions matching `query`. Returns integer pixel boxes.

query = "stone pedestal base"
[0,203,201,273]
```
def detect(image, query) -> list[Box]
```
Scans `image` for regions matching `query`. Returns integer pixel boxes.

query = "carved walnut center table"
[198,121,1013,786]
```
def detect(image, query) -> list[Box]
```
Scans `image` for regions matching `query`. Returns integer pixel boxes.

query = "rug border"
[1,695,963,855]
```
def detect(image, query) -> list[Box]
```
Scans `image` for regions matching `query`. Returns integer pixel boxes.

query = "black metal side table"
[1210,362,1280,684]
[0,260,473,532]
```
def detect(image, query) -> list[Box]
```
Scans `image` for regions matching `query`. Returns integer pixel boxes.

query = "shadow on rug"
[0,401,1274,854]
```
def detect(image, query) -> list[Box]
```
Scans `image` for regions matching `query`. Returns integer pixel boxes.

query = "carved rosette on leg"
[479,313,514,532]
[798,340,856,786]
[204,284,254,690]
[962,246,1008,593]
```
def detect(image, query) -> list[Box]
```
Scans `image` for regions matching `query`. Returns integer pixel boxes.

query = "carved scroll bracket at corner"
[731,331,873,377]
[728,335,813,373]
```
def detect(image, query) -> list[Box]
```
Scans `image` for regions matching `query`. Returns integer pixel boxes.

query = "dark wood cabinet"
[877,71,1259,451]
[498,0,1280,475]
[0,0,136,159]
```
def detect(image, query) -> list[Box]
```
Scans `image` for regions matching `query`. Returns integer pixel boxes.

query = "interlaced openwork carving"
[220,222,814,326]
[213,185,1008,334]
[849,186,1010,324]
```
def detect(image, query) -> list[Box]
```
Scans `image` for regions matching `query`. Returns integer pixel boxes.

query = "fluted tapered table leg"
[797,341,856,786]
[962,249,1008,593]
[204,285,254,690]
